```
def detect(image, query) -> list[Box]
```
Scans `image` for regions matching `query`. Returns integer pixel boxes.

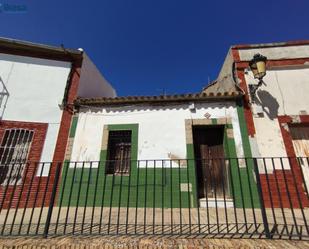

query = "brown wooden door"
[200,144,226,198]
[193,126,227,199]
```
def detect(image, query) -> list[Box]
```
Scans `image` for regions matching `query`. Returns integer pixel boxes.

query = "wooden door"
[290,125,309,193]
[193,126,227,199]
[200,144,226,198]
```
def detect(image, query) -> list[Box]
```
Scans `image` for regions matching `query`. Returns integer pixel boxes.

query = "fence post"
[253,158,271,239]
[43,162,62,238]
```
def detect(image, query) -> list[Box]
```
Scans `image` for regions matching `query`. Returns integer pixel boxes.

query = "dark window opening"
[106,130,132,175]
[0,129,34,184]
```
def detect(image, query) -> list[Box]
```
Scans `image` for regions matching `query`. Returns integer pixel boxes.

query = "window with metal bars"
[0,129,34,184]
[106,130,132,175]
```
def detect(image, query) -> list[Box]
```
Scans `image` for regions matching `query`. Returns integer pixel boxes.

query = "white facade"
[70,101,245,166]
[238,44,309,174]
[245,66,309,158]
[0,53,71,162]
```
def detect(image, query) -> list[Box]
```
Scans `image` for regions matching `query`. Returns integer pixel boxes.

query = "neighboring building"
[218,40,309,207]
[65,88,260,208]
[0,37,115,207]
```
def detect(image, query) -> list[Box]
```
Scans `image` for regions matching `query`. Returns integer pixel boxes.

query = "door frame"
[192,125,227,200]
[185,118,237,206]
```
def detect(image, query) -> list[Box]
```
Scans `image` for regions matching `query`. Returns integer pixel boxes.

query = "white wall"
[78,53,116,98]
[70,101,244,166]
[244,66,309,171]
[239,45,309,61]
[245,67,309,157]
[0,53,71,163]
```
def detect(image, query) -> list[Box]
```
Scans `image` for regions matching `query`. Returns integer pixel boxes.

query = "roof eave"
[0,37,83,63]
[74,93,242,107]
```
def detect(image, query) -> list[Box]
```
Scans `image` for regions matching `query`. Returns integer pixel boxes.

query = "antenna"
[156,88,166,96]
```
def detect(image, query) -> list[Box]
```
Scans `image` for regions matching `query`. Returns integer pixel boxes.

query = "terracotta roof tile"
[75,91,241,106]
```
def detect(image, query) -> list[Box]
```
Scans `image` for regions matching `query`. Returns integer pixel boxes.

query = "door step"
[199,198,234,208]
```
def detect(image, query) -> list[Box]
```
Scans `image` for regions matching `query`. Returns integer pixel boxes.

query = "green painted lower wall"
[58,108,260,208]
[58,123,195,208]
[58,161,193,208]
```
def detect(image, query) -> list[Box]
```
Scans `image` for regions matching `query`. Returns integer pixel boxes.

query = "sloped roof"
[75,91,241,106]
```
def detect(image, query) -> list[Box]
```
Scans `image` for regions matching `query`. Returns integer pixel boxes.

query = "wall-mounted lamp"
[248,53,267,100]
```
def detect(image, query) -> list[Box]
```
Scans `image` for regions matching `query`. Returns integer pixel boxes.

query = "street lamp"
[248,53,267,99]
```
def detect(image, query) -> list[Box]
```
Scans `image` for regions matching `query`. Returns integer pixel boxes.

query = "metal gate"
[0,158,308,239]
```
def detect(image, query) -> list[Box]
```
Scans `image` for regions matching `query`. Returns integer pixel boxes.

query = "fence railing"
[0,157,308,239]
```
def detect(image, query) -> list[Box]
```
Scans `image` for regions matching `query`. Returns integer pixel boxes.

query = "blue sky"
[1,1,309,96]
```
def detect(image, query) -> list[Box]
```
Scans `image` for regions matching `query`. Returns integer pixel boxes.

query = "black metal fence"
[0,157,308,239]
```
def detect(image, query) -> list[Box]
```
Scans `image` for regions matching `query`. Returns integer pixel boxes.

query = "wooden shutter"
[106,130,132,174]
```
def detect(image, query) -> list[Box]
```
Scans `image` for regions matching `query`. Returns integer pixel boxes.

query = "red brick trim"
[0,120,48,162]
[0,120,48,209]
[260,170,309,208]
[232,49,256,137]
[264,115,309,208]
[236,70,256,136]
[42,66,82,208]
[278,115,309,158]
[231,49,240,61]
[52,67,81,163]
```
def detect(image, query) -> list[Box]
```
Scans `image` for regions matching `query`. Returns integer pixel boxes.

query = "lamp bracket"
[249,80,263,101]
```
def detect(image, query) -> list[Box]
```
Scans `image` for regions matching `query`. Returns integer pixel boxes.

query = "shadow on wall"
[255,90,279,120]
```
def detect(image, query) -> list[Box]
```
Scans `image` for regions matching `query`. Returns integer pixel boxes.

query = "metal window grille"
[0,129,34,184]
[106,130,132,174]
